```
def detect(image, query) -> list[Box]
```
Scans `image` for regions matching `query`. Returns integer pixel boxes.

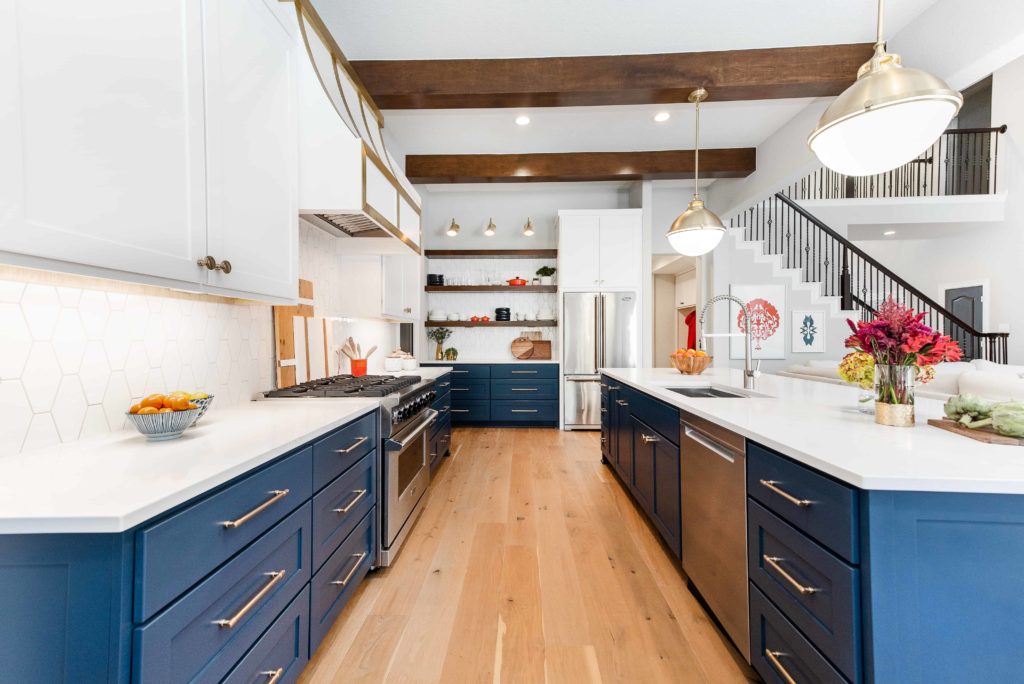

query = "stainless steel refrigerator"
[562,292,638,429]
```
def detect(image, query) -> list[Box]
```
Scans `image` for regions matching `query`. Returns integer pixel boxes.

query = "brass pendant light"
[666,88,726,257]
[808,0,962,176]
[446,218,460,237]
[523,218,535,237]
[484,218,497,237]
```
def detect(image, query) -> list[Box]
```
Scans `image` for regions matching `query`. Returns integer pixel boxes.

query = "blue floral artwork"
[792,310,826,353]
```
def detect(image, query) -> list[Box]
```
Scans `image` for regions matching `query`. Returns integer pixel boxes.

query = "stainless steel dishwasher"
[679,410,749,661]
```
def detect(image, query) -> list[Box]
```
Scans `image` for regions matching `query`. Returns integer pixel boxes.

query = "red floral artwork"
[737,298,781,351]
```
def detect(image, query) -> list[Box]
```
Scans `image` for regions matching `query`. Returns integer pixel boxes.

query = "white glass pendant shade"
[667,199,726,257]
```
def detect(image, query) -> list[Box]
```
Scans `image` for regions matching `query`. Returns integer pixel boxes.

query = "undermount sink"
[667,386,749,399]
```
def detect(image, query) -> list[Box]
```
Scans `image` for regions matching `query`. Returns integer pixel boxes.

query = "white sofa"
[778,359,1024,402]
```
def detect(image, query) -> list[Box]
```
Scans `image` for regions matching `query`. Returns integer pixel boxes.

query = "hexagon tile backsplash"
[0,276,275,457]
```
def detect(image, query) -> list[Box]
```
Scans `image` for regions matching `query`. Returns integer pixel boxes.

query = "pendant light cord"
[693,96,700,200]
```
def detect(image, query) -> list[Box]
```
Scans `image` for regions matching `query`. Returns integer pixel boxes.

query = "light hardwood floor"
[301,427,757,684]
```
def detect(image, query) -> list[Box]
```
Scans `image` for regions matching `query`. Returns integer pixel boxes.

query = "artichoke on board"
[992,403,1024,438]
[943,394,995,428]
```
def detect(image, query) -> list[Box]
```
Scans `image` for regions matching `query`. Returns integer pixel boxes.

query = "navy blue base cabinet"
[424,363,558,427]
[0,410,379,683]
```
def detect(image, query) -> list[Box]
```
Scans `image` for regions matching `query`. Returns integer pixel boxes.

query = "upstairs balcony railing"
[785,125,1007,200]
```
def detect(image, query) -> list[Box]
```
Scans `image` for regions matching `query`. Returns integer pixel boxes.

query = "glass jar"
[874,364,916,427]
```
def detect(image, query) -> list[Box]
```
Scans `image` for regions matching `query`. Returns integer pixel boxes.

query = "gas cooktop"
[263,374,422,398]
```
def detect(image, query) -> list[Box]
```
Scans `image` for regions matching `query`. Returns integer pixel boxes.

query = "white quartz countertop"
[0,399,379,534]
[601,367,1024,495]
[420,358,559,365]
[393,366,452,378]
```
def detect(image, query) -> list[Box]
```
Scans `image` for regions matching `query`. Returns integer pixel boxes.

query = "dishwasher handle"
[683,425,738,463]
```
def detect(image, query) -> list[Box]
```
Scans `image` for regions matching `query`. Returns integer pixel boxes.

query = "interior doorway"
[942,281,987,360]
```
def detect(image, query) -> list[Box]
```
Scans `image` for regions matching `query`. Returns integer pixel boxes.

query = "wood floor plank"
[302,427,751,684]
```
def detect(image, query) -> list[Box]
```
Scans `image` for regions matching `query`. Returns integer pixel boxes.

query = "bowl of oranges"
[126,392,205,441]
[670,348,712,375]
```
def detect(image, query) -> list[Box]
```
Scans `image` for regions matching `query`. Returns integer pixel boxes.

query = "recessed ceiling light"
[883,230,896,236]
[515,115,531,126]
[654,111,671,123]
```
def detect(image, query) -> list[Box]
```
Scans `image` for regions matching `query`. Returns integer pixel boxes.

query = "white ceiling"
[315,0,939,60]
[384,99,815,155]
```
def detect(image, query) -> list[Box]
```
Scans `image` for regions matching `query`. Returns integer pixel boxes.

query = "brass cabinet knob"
[196,256,232,274]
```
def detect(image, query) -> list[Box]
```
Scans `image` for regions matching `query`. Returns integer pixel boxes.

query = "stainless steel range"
[263,374,437,566]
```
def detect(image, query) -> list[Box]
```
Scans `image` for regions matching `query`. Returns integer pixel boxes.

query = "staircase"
[727,192,1009,363]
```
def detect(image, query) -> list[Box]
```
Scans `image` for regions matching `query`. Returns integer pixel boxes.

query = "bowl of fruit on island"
[670,348,712,375]
[125,391,209,441]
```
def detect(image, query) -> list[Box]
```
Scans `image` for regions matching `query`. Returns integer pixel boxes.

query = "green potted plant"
[444,347,459,361]
[536,265,556,286]
[426,327,453,361]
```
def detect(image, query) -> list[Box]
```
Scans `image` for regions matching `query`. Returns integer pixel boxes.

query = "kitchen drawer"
[490,400,558,423]
[748,443,859,563]
[133,503,311,684]
[627,389,679,445]
[310,509,375,655]
[312,453,376,571]
[429,417,451,475]
[449,379,490,400]
[431,392,451,430]
[223,586,309,684]
[447,364,490,379]
[490,379,559,400]
[450,400,490,423]
[313,411,378,493]
[749,500,861,681]
[134,447,312,622]
[750,584,848,684]
[490,363,558,379]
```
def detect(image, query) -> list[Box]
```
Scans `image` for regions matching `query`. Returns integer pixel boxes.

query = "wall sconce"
[484,218,496,237]
[522,218,535,237]
[446,219,460,237]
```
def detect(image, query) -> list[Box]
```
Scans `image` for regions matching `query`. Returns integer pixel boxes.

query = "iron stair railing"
[728,192,1008,363]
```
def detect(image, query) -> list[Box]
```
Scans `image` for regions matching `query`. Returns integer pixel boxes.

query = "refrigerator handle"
[597,294,605,370]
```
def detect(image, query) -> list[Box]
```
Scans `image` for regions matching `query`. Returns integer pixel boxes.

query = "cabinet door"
[202,0,298,300]
[632,417,655,514]
[336,256,383,319]
[398,194,421,247]
[598,213,642,289]
[364,153,399,230]
[381,253,419,320]
[557,215,601,288]
[614,395,633,482]
[0,0,207,284]
[652,436,681,558]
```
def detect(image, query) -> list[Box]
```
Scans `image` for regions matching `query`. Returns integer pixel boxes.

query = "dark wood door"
[945,285,984,360]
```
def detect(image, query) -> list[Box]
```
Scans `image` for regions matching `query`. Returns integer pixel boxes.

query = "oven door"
[381,409,437,565]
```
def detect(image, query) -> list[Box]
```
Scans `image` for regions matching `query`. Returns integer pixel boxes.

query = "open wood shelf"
[424,285,557,293]
[425,320,557,328]
[424,249,557,259]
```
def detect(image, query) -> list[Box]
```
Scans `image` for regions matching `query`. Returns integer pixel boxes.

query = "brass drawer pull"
[616,399,629,406]
[510,387,538,392]
[450,387,469,391]
[213,569,286,628]
[765,650,798,684]
[330,552,368,588]
[600,407,608,413]
[439,382,451,388]
[763,555,819,595]
[222,490,289,529]
[641,434,660,444]
[511,370,538,374]
[260,668,284,684]
[759,479,813,507]
[332,489,368,514]
[440,406,450,413]
[607,385,620,391]
[451,370,470,374]
[450,409,469,413]
[334,436,368,454]
[511,409,538,413]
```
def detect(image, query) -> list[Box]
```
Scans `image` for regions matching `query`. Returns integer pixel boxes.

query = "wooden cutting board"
[511,337,535,359]
[927,418,1024,446]
[274,279,330,387]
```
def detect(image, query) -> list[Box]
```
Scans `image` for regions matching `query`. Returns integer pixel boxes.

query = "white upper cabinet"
[0,0,299,302]
[557,210,643,290]
[202,0,298,301]
[0,0,208,284]
[557,215,601,288]
[381,253,421,321]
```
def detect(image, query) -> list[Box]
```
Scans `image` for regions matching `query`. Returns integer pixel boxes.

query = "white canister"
[384,356,403,372]
[401,358,419,370]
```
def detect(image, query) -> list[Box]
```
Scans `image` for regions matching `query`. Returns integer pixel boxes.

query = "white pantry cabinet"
[557,210,643,290]
[0,0,299,302]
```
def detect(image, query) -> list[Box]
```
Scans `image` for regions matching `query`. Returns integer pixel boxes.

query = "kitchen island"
[601,367,1024,684]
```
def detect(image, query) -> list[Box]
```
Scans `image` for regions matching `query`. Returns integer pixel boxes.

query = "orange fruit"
[167,395,192,411]
[141,394,166,410]
[186,403,198,410]
[138,406,159,415]
[157,407,174,413]
[129,403,142,414]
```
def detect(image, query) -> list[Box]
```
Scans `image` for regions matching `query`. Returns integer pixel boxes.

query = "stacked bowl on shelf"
[495,307,511,322]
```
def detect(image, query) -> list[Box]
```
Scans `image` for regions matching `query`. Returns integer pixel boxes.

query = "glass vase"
[874,364,915,427]
[857,388,875,414]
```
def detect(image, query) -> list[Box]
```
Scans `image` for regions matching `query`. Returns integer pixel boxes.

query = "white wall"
[675,272,697,308]
[419,182,632,249]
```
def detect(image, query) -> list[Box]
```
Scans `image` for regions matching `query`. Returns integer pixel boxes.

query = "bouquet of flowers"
[845,297,962,405]
[838,351,875,390]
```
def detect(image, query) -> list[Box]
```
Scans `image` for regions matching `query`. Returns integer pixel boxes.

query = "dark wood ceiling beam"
[351,44,874,109]
[404,149,755,184]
